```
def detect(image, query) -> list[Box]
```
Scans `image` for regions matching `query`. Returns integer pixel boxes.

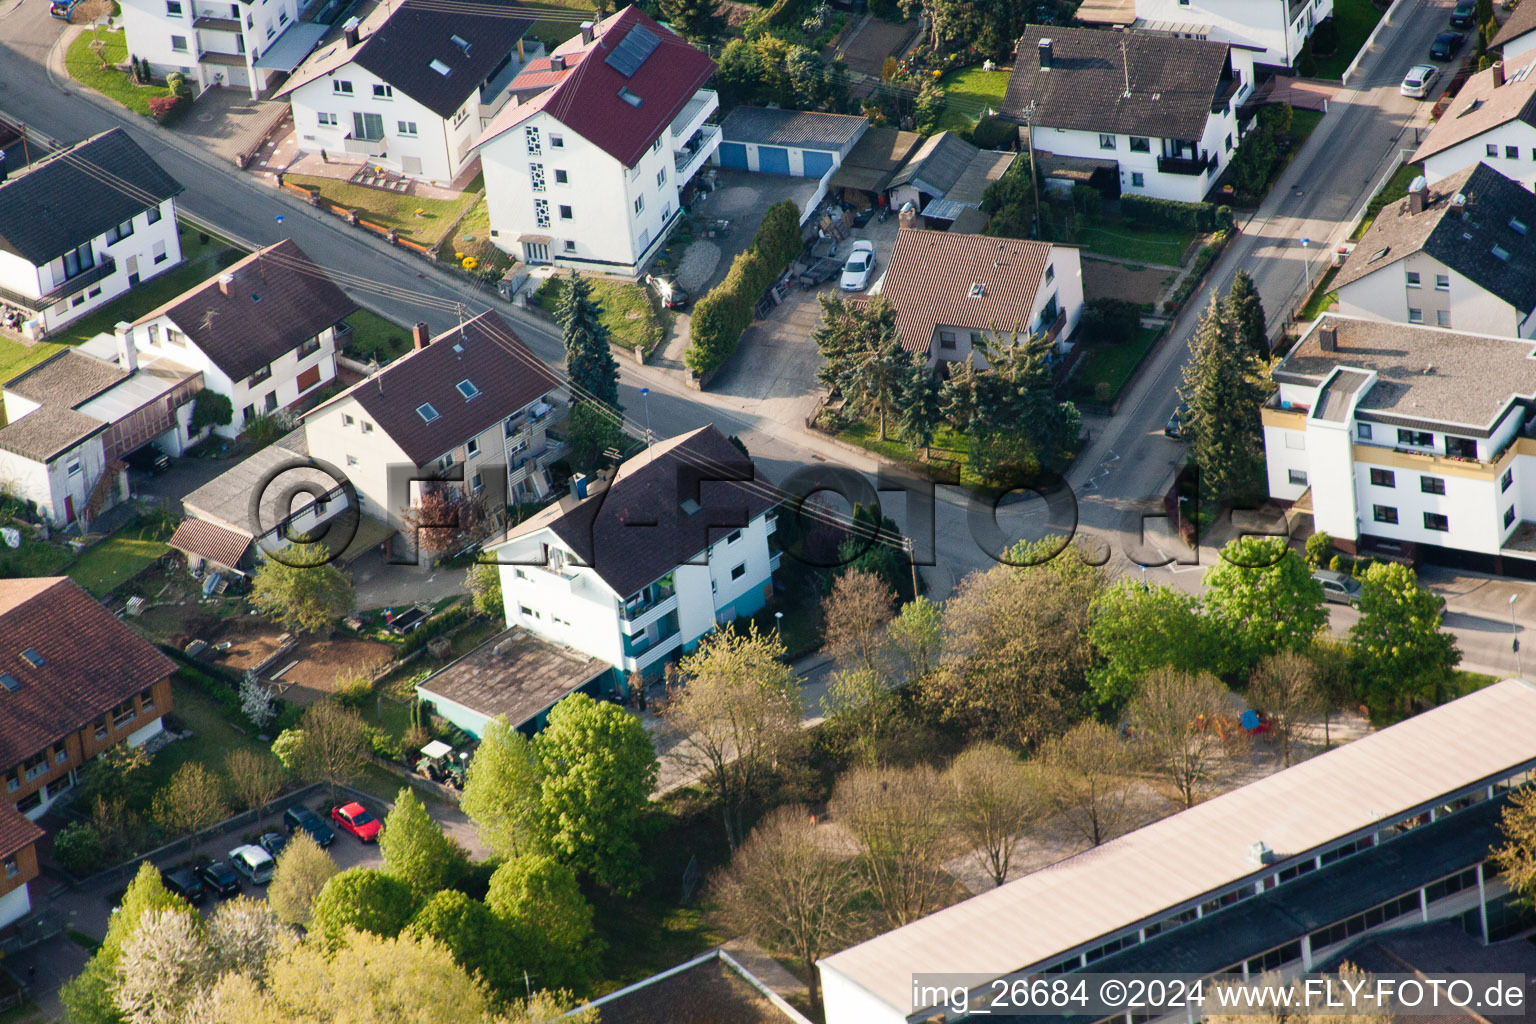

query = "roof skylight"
[417,402,441,423]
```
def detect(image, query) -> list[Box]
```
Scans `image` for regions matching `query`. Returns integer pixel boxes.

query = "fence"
[274,173,438,258]
[1340,0,1400,87]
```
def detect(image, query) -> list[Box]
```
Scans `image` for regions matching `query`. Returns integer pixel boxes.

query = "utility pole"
[1023,101,1041,239]
[905,536,919,599]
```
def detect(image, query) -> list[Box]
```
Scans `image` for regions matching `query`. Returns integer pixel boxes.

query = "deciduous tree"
[1036,720,1138,847]
[308,867,420,949]
[822,567,895,674]
[657,0,721,40]
[884,594,942,683]
[945,743,1039,887]
[266,930,489,1024]
[711,805,865,1011]
[267,831,338,929]
[112,907,214,1024]
[407,890,520,999]
[379,787,470,898]
[460,718,544,859]
[556,270,621,411]
[400,482,493,564]
[207,897,293,982]
[831,764,960,927]
[1128,669,1233,808]
[251,542,352,634]
[224,748,284,811]
[486,853,598,990]
[667,625,805,848]
[534,694,657,893]
[292,700,372,798]
[1204,537,1326,677]
[1493,785,1536,905]
[465,562,503,620]
[1250,651,1322,767]
[820,669,901,769]
[1087,580,1213,715]
[1349,562,1460,716]
[150,762,228,837]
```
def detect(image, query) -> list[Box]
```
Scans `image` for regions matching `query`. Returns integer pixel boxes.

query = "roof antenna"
[1121,38,1131,98]
[456,303,468,343]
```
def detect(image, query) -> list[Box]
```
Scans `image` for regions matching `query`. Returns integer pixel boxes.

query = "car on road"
[644,272,690,310]
[1314,569,1363,605]
[1400,64,1440,98]
[1429,32,1465,61]
[197,860,242,899]
[162,866,204,904]
[124,443,170,476]
[229,844,275,885]
[839,240,877,292]
[331,801,382,843]
[283,805,336,848]
[259,831,288,859]
[1449,0,1476,27]
[1164,403,1190,439]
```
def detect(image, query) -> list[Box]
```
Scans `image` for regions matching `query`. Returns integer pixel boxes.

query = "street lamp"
[1300,237,1314,295]
[639,387,653,450]
[774,611,783,636]
[1511,594,1523,678]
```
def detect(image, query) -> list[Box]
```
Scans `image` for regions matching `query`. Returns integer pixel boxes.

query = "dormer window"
[417,402,440,423]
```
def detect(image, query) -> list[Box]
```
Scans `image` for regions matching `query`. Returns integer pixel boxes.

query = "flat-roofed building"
[819,679,1536,1024]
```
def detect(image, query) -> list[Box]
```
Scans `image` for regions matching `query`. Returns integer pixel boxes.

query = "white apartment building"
[1413,52,1536,191]
[125,240,354,436]
[119,0,315,99]
[1493,2,1536,62]
[1265,315,1536,572]
[277,2,542,184]
[1335,163,1536,337]
[820,678,1536,1024]
[0,130,183,336]
[875,228,1084,366]
[1130,0,1334,70]
[488,426,780,678]
[303,312,567,541]
[1001,27,1254,204]
[474,7,719,273]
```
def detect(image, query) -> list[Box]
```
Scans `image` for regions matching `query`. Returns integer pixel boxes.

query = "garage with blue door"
[716,106,869,178]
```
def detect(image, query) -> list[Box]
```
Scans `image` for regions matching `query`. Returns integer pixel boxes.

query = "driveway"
[170,85,288,166]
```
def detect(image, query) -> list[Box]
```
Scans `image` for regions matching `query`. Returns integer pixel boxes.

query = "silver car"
[1313,569,1362,605]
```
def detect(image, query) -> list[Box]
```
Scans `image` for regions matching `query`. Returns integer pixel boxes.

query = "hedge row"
[684,200,802,376]
[1121,194,1233,233]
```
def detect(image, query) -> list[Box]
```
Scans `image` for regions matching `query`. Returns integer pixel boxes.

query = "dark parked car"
[644,273,690,310]
[259,831,289,859]
[196,860,241,899]
[124,443,170,476]
[1430,31,1466,61]
[161,866,204,904]
[1449,0,1476,27]
[1164,403,1190,439]
[283,805,336,848]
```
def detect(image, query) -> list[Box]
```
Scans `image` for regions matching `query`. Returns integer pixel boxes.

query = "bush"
[1310,17,1339,56]
[146,93,187,123]
[1079,298,1141,345]
[1121,194,1227,232]
[398,605,474,657]
[684,200,801,376]
[969,115,1018,151]
[54,822,106,876]
[1305,531,1335,568]
[366,725,401,761]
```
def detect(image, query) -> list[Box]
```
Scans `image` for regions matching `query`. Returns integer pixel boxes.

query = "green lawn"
[1314,0,1390,80]
[284,173,480,244]
[65,29,163,117]
[1351,162,1424,240]
[936,66,1011,132]
[534,275,666,355]
[340,308,413,365]
[144,674,271,795]
[1297,264,1340,322]
[1071,326,1165,405]
[56,227,244,345]
[0,534,73,579]
[68,528,170,597]
[1074,222,1196,267]
[446,195,515,280]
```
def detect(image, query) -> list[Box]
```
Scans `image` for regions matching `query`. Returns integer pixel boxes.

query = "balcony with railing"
[197,47,248,67]
[341,133,387,157]
[622,576,676,622]
[1157,152,1214,176]
[669,88,718,141]
[675,124,721,181]
[192,5,241,30]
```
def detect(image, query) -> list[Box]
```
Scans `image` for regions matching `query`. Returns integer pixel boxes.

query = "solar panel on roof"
[604,23,659,78]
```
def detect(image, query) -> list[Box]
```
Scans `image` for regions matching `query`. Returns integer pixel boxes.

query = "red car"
[331,801,381,842]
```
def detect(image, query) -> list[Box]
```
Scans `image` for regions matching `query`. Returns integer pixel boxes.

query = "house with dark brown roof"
[472,7,719,273]
[874,228,1085,366]
[1334,162,1536,339]
[999,26,1255,203]
[487,425,780,679]
[275,0,539,184]
[1411,51,1536,192]
[0,332,202,529]
[0,577,176,826]
[303,311,567,544]
[124,240,355,436]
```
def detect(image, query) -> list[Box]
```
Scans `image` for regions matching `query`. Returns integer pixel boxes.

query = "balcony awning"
[254,22,327,71]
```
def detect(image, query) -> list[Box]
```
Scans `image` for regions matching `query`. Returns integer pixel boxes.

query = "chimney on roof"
[113,322,138,373]
[1038,38,1053,70]
[342,16,360,47]
[1407,175,1427,215]
[218,272,235,297]
[1318,324,1337,352]
[551,54,566,71]
[412,322,431,350]
[580,20,594,45]
[1493,60,1506,88]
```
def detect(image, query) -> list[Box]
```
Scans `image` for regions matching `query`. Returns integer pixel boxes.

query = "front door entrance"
[523,242,550,263]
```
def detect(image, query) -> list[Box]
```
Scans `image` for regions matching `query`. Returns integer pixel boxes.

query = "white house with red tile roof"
[472,8,719,273]
[873,229,1084,368]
